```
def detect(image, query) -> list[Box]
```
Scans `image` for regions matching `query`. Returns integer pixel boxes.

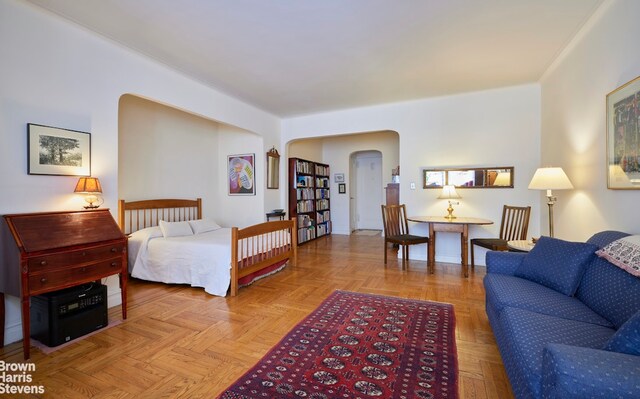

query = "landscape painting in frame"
[28,124,91,176]
[228,153,255,195]
[607,75,640,189]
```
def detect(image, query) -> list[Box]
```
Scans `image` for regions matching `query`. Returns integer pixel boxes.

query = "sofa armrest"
[485,251,526,275]
[542,343,640,399]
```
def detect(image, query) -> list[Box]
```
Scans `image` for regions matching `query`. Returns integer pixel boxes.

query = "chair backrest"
[499,205,531,241]
[381,204,410,237]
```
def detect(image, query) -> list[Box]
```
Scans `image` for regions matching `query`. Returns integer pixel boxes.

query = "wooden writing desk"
[407,216,493,277]
[0,209,127,359]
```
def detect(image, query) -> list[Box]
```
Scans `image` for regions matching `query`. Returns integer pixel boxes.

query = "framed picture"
[334,173,345,183]
[338,183,346,194]
[228,153,255,195]
[28,123,91,176]
[607,75,640,189]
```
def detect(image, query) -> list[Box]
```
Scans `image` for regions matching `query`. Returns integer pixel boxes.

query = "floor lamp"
[528,167,573,237]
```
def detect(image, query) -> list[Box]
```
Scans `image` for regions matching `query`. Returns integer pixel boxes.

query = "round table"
[407,216,493,277]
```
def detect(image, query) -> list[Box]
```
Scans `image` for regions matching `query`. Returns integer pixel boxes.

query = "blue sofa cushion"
[576,257,640,329]
[603,310,640,356]
[498,307,614,398]
[586,230,630,249]
[514,236,598,296]
[542,344,640,399]
[484,274,613,327]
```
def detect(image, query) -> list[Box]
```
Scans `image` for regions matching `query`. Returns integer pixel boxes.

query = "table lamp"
[528,167,573,237]
[438,185,461,219]
[74,177,103,209]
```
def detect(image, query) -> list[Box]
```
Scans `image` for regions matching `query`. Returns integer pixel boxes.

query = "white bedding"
[128,226,232,296]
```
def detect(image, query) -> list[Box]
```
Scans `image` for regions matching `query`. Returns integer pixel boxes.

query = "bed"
[118,198,297,296]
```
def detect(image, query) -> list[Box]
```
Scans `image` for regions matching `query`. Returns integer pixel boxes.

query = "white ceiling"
[26,0,603,117]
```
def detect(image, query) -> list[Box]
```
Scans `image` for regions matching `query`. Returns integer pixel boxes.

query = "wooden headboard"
[118,198,202,234]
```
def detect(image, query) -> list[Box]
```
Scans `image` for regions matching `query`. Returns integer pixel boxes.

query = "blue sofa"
[484,231,640,398]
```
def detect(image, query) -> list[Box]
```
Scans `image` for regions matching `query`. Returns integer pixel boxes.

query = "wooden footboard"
[231,219,297,296]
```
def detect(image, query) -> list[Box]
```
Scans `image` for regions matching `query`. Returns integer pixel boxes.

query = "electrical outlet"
[410,182,416,190]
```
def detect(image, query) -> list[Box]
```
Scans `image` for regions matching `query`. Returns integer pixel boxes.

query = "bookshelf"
[288,157,332,244]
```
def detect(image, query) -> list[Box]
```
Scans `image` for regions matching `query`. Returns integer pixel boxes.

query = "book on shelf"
[317,210,330,223]
[297,188,314,200]
[315,188,330,199]
[297,200,314,213]
[317,221,331,237]
[316,199,330,211]
[315,164,330,176]
[298,226,316,243]
[297,176,314,187]
[296,160,313,174]
[297,214,314,228]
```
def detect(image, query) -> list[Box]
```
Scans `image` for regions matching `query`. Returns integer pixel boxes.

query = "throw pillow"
[159,220,194,238]
[188,218,222,234]
[514,236,598,296]
[603,310,640,356]
[595,235,640,277]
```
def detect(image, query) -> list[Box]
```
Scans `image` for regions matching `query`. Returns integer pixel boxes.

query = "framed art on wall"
[228,153,255,195]
[607,75,640,189]
[28,123,91,176]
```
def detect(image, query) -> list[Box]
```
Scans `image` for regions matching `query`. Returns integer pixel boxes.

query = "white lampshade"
[438,185,461,199]
[528,167,573,190]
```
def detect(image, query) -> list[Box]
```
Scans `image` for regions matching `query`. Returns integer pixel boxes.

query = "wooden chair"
[381,204,429,268]
[470,205,531,269]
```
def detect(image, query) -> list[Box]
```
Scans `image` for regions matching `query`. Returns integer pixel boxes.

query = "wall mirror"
[423,166,514,189]
[266,147,280,189]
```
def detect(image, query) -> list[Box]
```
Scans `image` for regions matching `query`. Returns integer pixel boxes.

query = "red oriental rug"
[217,290,458,399]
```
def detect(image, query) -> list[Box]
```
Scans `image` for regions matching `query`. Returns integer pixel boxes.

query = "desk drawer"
[28,244,125,272]
[28,259,123,295]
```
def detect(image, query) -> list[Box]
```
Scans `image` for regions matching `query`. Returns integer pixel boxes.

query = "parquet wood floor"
[1,234,513,398]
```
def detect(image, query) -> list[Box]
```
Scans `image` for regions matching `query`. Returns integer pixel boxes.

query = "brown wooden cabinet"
[0,209,127,359]
[385,183,399,205]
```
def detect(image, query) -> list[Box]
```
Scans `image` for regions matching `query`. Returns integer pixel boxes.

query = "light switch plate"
[410,182,416,190]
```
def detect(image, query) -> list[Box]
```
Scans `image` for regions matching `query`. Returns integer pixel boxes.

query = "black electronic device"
[30,283,108,347]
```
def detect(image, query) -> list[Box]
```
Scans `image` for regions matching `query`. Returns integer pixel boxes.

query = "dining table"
[407,216,493,277]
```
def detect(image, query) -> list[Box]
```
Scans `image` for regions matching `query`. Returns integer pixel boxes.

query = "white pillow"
[596,235,640,277]
[188,218,222,234]
[129,226,163,241]
[159,220,194,238]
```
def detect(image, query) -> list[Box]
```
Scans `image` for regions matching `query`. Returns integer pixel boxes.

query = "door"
[353,151,383,230]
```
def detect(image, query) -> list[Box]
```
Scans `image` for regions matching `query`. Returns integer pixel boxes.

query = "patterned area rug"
[218,290,458,399]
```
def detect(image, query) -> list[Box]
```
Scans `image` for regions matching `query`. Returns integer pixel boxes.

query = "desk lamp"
[74,177,103,209]
[438,185,461,219]
[528,167,573,237]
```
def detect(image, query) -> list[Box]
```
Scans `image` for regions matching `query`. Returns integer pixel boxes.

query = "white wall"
[540,0,640,240]
[283,85,542,263]
[118,95,220,217]
[0,0,280,345]
[288,138,324,162]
